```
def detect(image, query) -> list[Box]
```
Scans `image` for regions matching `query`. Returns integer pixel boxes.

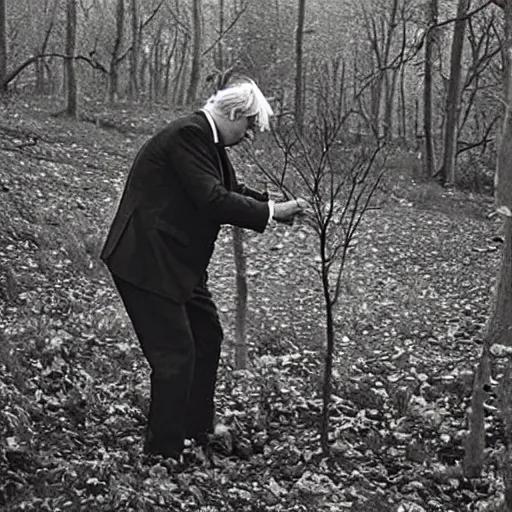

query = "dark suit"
[101,111,269,457]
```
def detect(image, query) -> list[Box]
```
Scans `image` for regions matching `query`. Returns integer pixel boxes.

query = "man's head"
[203,76,274,146]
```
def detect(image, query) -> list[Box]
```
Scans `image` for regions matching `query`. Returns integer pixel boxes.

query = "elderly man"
[100,74,306,461]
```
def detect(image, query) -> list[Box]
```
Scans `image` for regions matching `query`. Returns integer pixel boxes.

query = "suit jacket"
[100,111,269,303]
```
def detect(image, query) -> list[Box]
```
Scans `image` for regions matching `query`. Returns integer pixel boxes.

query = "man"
[100,74,306,461]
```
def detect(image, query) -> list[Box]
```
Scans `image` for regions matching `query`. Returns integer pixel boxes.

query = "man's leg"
[184,274,223,442]
[112,275,194,458]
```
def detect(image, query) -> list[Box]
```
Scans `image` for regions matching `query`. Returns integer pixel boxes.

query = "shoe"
[205,424,233,456]
[143,437,183,464]
[198,425,254,460]
[143,452,183,473]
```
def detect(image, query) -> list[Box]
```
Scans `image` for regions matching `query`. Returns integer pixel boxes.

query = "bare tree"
[456,9,501,158]
[217,0,225,70]
[173,36,190,105]
[488,0,512,350]
[186,0,202,104]
[34,1,59,95]
[294,0,306,132]
[0,0,5,93]
[163,27,179,100]
[464,0,512,488]
[424,0,439,177]
[233,226,248,369]
[128,0,139,100]
[109,0,125,103]
[246,62,387,455]
[65,0,78,117]
[359,0,420,140]
[441,0,470,185]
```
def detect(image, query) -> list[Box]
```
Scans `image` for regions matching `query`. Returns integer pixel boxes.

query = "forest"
[1,0,512,510]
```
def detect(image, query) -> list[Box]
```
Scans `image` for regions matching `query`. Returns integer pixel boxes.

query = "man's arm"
[169,125,270,233]
[235,183,269,202]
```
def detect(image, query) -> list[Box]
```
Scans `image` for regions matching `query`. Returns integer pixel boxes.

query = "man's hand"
[273,198,309,224]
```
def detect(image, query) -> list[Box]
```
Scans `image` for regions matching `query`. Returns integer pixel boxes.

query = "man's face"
[226,114,257,146]
[242,115,258,144]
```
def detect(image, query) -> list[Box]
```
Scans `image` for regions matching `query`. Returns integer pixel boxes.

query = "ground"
[0,96,506,511]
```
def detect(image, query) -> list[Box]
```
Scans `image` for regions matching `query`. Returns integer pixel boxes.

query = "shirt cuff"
[268,200,275,223]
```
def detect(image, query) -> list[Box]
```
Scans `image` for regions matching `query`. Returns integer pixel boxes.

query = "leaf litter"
[0,99,506,511]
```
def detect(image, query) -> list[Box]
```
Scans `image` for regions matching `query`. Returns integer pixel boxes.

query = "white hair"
[205,80,274,132]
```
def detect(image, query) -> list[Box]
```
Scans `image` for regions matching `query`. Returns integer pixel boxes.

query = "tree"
[34,1,59,95]
[0,0,7,93]
[488,0,512,348]
[128,0,139,100]
[233,227,248,369]
[65,0,78,117]
[294,0,306,132]
[423,0,439,177]
[217,0,225,70]
[186,0,202,104]
[109,0,125,103]
[464,0,512,487]
[441,0,470,186]
[247,61,387,454]
[456,9,502,160]
[359,0,419,139]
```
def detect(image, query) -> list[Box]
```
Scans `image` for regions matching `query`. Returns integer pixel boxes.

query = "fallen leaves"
[0,100,507,511]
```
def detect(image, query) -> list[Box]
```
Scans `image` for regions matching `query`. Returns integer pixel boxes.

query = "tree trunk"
[500,362,512,510]
[65,0,78,117]
[464,0,512,481]
[139,52,147,98]
[186,0,202,104]
[488,0,512,348]
[128,0,139,101]
[109,0,125,103]
[175,38,189,106]
[382,0,399,140]
[441,0,470,186]
[423,0,438,178]
[0,0,7,92]
[36,2,58,95]
[164,30,178,99]
[233,227,248,370]
[217,0,225,70]
[399,65,407,141]
[294,0,306,133]
[496,0,512,216]
[148,43,154,102]
[153,23,163,100]
[320,261,334,456]
[463,347,490,477]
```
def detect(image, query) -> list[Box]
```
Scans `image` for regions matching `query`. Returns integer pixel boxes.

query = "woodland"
[1,0,512,511]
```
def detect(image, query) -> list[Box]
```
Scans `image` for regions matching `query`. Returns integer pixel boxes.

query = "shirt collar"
[200,108,219,144]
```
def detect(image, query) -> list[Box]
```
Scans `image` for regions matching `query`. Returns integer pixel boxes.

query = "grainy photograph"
[1,0,512,511]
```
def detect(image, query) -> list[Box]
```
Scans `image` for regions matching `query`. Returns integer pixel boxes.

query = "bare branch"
[3,53,108,89]
[165,0,190,36]
[458,114,500,154]
[142,0,166,30]
[432,0,496,32]
[202,1,248,56]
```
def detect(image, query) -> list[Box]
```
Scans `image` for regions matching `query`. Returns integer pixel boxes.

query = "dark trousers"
[111,274,223,458]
